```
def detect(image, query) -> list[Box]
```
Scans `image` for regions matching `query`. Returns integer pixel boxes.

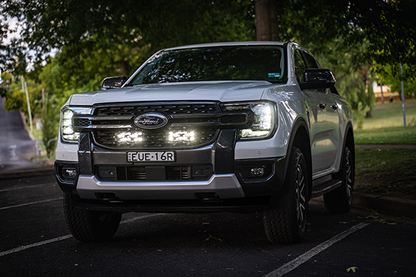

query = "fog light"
[63,167,77,180]
[250,167,265,177]
[239,162,274,182]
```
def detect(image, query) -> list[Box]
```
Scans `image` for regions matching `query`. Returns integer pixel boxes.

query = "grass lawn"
[353,98,416,199]
[356,98,416,129]
[355,148,416,200]
[354,98,416,144]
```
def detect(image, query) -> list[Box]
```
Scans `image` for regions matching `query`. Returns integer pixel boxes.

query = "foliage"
[316,40,376,129]
[1,0,255,76]
[373,62,416,98]
[0,71,14,97]
[41,92,59,158]
[2,76,42,119]
[280,0,416,69]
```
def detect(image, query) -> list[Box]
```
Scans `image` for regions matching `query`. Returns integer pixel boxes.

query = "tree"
[1,0,255,76]
[255,0,416,68]
[316,39,376,129]
[373,62,416,98]
[41,92,59,158]
[255,0,279,41]
[2,75,42,121]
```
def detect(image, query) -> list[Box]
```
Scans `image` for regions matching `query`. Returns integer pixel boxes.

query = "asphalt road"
[0,97,36,172]
[1,174,415,277]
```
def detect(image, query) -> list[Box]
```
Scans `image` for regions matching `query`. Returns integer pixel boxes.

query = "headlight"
[223,102,276,140]
[60,107,92,143]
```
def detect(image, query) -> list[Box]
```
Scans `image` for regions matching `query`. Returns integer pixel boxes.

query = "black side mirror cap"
[299,69,336,90]
[101,76,127,90]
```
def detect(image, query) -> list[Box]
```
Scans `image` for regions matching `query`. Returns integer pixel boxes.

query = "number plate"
[127,151,175,162]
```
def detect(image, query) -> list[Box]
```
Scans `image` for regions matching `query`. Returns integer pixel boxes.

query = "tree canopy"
[1,0,255,77]
[2,0,416,76]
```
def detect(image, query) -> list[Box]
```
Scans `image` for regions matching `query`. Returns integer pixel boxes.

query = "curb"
[353,192,416,218]
[355,144,416,149]
[313,192,416,218]
[0,164,54,180]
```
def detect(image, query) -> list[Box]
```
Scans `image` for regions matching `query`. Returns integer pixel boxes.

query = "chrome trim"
[76,174,245,200]
[73,111,251,130]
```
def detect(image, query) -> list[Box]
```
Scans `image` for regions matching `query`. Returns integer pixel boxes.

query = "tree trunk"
[119,60,130,77]
[255,0,279,41]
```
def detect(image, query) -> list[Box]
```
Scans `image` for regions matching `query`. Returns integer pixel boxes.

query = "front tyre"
[63,193,121,242]
[263,147,309,243]
[324,146,354,213]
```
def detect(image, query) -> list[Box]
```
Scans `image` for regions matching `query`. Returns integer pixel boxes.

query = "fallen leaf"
[205,235,223,241]
[346,266,358,273]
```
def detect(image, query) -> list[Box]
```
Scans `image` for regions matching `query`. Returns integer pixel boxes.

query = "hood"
[68,81,277,106]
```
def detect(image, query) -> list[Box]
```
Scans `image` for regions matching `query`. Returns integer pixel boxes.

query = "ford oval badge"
[134,112,169,130]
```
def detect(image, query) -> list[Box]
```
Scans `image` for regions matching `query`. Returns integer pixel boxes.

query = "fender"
[281,117,312,197]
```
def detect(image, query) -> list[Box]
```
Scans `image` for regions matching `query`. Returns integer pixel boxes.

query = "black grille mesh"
[93,127,218,149]
[94,103,218,116]
[74,119,91,127]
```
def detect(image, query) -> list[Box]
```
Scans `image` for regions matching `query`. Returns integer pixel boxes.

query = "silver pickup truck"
[55,41,355,243]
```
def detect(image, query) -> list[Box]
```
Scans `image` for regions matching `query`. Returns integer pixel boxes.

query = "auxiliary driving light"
[62,167,77,180]
[239,162,274,182]
[250,166,265,177]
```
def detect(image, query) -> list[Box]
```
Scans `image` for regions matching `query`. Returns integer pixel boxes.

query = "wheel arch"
[284,117,313,200]
[342,121,355,180]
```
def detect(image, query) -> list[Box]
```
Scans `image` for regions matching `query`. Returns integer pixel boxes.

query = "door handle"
[331,104,338,110]
[319,103,326,109]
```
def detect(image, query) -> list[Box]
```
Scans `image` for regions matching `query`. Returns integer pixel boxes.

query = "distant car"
[55,42,355,243]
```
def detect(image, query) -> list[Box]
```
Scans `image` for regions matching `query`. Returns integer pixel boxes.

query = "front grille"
[94,103,218,116]
[74,102,249,149]
[93,127,218,149]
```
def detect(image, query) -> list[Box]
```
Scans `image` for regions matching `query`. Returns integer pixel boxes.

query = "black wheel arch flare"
[284,118,312,200]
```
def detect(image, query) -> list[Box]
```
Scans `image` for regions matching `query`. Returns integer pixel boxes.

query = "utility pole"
[400,62,407,127]
[21,76,33,132]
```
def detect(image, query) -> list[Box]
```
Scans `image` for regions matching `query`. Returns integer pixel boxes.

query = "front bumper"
[76,173,245,200]
[55,130,286,212]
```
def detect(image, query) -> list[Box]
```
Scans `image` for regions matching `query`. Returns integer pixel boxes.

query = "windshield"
[129,45,286,85]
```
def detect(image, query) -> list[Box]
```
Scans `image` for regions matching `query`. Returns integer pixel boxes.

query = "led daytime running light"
[61,107,92,143]
[224,102,276,139]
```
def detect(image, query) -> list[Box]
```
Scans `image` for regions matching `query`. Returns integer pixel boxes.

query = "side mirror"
[299,69,336,90]
[101,76,127,90]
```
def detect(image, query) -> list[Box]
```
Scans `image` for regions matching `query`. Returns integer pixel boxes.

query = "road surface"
[0,97,36,173]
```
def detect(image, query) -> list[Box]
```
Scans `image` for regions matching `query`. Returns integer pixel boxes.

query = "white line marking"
[121,213,165,224]
[263,221,371,277]
[0,235,73,257]
[0,214,163,257]
[0,198,63,211]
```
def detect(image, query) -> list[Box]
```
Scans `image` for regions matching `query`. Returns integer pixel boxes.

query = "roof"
[165,41,288,51]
